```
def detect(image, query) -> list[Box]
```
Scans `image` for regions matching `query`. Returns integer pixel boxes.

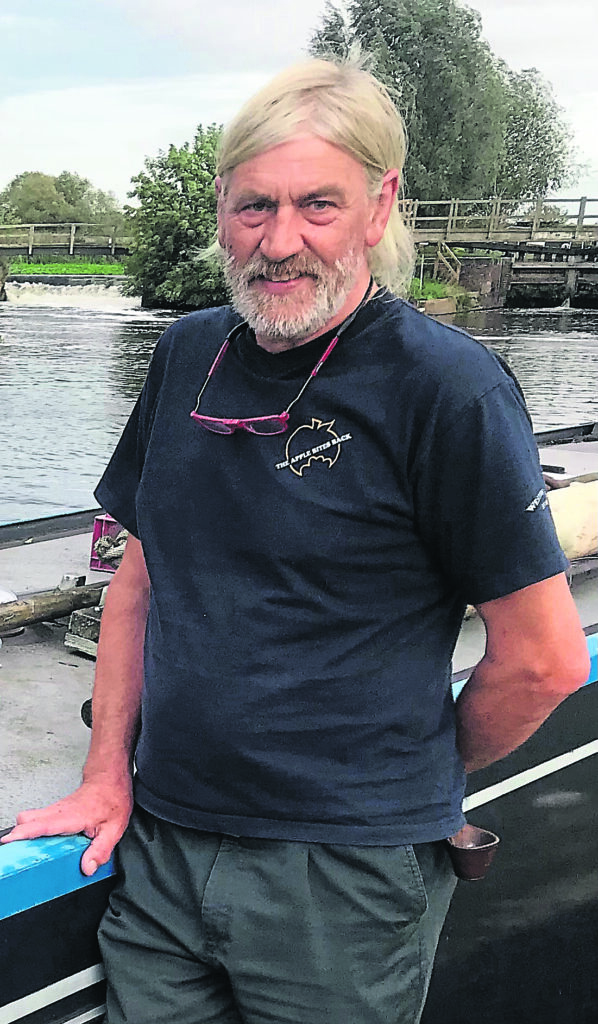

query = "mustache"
[225,253,322,284]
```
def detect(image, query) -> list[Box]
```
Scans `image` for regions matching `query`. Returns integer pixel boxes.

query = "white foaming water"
[5,281,141,311]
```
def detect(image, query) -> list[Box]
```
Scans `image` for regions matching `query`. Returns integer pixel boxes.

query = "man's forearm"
[455,575,590,774]
[83,551,149,784]
[455,657,576,773]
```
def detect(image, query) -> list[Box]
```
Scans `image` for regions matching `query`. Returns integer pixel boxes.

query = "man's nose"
[259,207,304,261]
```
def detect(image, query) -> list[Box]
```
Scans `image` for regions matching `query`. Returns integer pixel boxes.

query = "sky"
[1,0,597,206]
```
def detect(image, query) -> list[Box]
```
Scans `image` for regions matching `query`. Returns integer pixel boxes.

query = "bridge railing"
[0,199,597,256]
[398,196,598,243]
[0,222,133,256]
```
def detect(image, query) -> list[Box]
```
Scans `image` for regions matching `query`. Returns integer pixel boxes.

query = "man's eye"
[308,200,333,212]
[242,200,272,213]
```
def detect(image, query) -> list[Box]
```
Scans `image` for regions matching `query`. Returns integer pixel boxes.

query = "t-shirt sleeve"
[94,332,169,538]
[414,376,568,605]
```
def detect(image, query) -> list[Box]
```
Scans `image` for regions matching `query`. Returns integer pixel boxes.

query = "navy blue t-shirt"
[95,295,567,845]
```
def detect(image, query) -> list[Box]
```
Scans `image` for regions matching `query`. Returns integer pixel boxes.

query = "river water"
[1,282,597,524]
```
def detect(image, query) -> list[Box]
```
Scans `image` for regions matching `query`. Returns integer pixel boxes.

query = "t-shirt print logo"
[525,487,548,512]
[275,418,352,477]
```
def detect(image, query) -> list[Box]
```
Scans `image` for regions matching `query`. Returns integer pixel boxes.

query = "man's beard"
[223,250,364,343]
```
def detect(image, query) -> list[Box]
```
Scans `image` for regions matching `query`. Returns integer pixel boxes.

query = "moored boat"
[1,423,597,1023]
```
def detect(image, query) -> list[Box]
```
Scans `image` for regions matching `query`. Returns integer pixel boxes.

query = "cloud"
[106,0,325,72]
[0,13,50,29]
[0,73,272,200]
[475,0,596,98]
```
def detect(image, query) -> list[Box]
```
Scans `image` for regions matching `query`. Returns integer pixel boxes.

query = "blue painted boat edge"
[0,835,115,921]
[452,630,598,701]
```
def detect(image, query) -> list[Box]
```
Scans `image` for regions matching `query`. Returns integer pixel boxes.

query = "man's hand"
[0,776,133,876]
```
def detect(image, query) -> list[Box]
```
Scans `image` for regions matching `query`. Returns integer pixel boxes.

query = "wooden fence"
[0,197,597,257]
[398,196,598,244]
[0,223,132,257]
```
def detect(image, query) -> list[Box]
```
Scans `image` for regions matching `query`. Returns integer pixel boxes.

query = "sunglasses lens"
[191,413,236,433]
[207,422,237,434]
[246,418,288,435]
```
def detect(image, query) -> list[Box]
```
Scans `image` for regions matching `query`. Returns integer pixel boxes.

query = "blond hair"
[213,56,414,295]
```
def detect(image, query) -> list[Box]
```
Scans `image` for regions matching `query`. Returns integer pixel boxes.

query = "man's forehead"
[223,135,368,196]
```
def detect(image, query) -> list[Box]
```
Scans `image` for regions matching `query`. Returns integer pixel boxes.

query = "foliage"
[409,277,448,299]
[9,260,125,275]
[496,70,576,199]
[514,201,571,229]
[12,253,123,266]
[0,171,124,228]
[310,0,576,202]
[124,125,227,310]
[409,277,471,309]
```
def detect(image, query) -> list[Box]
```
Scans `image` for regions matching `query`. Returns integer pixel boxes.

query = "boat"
[1,424,597,1024]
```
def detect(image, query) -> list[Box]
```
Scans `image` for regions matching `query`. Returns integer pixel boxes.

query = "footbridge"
[399,195,598,248]
[0,197,596,261]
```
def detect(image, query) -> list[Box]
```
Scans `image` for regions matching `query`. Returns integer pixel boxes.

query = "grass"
[9,259,125,275]
[409,277,475,311]
[409,278,450,300]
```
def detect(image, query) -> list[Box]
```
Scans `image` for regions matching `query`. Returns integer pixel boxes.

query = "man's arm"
[455,572,590,774]
[0,536,150,875]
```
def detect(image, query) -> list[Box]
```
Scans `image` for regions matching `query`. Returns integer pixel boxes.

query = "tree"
[0,173,70,223]
[310,0,575,202]
[496,69,576,199]
[311,0,507,199]
[124,125,227,310]
[0,171,124,227]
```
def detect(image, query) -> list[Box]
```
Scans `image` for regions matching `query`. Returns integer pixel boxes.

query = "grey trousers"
[98,806,456,1024]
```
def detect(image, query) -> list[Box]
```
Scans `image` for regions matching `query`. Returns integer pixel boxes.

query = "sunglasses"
[190,278,374,436]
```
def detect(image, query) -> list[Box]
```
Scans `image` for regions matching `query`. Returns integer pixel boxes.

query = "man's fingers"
[79,824,123,876]
[0,807,55,837]
[13,807,40,823]
[0,819,77,842]
[1,804,98,843]
[2,817,123,876]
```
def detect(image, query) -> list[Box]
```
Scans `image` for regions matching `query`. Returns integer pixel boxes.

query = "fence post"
[531,197,544,238]
[488,199,500,238]
[575,197,587,239]
[69,224,76,256]
[447,200,458,237]
[28,225,35,256]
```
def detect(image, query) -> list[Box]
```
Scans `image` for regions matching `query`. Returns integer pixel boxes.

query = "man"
[2,58,589,1024]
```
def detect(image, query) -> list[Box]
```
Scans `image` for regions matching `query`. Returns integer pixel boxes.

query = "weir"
[2,279,141,310]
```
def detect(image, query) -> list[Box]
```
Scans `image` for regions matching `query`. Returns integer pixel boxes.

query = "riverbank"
[3,270,475,313]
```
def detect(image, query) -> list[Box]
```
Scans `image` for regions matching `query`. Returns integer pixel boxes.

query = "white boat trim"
[464,738,598,811]
[0,964,103,1024]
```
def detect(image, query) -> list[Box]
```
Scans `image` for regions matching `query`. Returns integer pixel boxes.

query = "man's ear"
[365,169,400,249]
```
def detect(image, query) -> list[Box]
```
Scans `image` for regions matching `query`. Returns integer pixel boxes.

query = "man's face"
[217,135,389,349]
